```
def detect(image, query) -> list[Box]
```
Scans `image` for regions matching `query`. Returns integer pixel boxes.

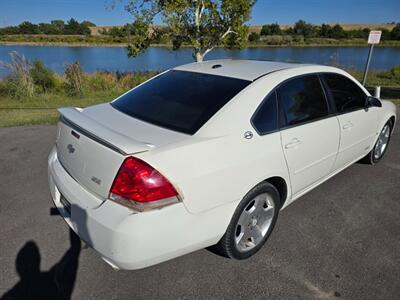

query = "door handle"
[285,138,302,149]
[342,122,354,130]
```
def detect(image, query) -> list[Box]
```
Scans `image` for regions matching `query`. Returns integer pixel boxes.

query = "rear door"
[321,73,379,170]
[278,75,340,195]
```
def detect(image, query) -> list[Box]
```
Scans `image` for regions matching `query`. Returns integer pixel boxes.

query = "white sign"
[368,30,382,44]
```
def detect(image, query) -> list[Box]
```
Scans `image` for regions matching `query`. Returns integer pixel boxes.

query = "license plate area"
[60,194,71,215]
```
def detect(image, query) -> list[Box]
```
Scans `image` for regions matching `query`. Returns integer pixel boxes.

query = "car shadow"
[1,204,90,300]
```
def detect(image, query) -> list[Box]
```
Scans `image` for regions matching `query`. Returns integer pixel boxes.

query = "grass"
[0,109,59,127]
[349,70,400,87]
[0,93,119,127]
[0,93,112,127]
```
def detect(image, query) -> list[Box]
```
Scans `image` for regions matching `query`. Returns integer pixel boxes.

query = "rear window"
[111,70,251,134]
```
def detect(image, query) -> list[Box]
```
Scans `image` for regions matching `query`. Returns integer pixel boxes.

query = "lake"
[1,45,400,77]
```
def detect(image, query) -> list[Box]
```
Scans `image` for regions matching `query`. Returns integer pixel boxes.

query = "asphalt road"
[0,123,399,299]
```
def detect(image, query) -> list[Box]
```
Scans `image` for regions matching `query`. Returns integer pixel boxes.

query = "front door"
[321,73,379,170]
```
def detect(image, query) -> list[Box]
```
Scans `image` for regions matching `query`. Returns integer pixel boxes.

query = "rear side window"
[322,73,367,113]
[111,70,251,134]
[252,91,278,134]
[277,75,329,127]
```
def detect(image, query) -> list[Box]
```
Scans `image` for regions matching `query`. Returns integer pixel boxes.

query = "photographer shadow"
[2,204,89,300]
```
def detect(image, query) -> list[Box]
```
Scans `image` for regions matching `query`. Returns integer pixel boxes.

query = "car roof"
[173,59,313,81]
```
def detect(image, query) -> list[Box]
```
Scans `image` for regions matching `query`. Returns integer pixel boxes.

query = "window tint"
[252,91,278,134]
[111,70,251,134]
[277,75,328,126]
[323,73,367,113]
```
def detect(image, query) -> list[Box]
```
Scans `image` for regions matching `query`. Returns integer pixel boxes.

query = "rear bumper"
[48,146,228,270]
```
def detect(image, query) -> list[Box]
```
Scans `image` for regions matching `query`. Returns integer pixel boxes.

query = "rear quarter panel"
[136,131,289,214]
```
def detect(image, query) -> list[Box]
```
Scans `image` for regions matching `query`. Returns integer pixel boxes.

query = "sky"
[0,0,399,27]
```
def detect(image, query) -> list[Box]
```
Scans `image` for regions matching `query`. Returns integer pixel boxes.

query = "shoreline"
[1,41,400,48]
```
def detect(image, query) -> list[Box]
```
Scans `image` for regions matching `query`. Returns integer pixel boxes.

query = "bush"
[391,23,400,40]
[260,23,281,36]
[260,35,293,45]
[248,32,260,42]
[64,61,84,96]
[0,51,34,98]
[85,72,117,93]
[389,66,400,78]
[30,60,56,92]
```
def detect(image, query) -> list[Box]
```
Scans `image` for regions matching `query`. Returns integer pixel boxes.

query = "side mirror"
[365,96,382,108]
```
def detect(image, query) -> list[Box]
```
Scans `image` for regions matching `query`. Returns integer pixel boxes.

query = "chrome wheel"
[235,193,275,252]
[374,124,390,160]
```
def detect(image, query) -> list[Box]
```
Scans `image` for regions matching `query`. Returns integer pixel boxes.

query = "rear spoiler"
[58,107,151,155]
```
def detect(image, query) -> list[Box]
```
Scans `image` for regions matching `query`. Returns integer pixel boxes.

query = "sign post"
[362,30,381,86]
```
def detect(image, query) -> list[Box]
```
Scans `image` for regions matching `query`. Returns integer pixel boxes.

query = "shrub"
[64,61,84,96]
[30,60,56,92]
[260,23,281,36]
[390,65,400,78]
[0,51,34,98]
[0,78,8,96]
[85,72,117,93]
[113,71,154,91]
[248,32,260,42]
[391,23,400,40]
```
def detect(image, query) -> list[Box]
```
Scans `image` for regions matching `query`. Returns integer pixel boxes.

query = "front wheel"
[215,182,280,259]
[361,119,393,164]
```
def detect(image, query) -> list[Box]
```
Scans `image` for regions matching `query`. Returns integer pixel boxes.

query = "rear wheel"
[361,120,393,164]
[215,182,280,259]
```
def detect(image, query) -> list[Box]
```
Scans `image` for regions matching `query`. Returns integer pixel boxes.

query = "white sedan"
[48,59,396,270]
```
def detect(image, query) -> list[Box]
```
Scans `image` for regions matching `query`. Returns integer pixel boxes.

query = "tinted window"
[277,75,328,126]
[111,70,251,134]
[252,91,278,134]
[323,73,367,113]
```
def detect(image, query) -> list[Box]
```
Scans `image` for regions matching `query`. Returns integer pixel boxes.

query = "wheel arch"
[263,176,288,208]
[389,115,396,130]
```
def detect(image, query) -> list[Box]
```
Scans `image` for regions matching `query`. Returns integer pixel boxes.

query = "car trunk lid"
[56,106,157,200]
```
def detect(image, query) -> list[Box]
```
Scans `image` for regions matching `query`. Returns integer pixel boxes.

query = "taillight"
[109,157,179,211]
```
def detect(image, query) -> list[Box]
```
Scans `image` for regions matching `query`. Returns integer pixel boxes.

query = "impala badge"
[67,144,75,154]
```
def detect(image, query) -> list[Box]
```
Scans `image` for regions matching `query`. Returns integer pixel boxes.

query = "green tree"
[330,24,347,39]
[293,19,316,38]
[64,18,81,34]
[50,20,65,34]
[319,24,332,38]
[260,23,281,35]
[391,23,400,40]
[122,0,256,62]
[380,29,391,40]
[248,32,259,42]
[18,21,39,34]
[63,18,91,35]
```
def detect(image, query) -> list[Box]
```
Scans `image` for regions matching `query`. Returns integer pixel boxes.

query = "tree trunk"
[194,50,204,62]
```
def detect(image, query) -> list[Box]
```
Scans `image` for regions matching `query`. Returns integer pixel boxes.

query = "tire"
[215,182,280,259]
[361,119,393,165]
